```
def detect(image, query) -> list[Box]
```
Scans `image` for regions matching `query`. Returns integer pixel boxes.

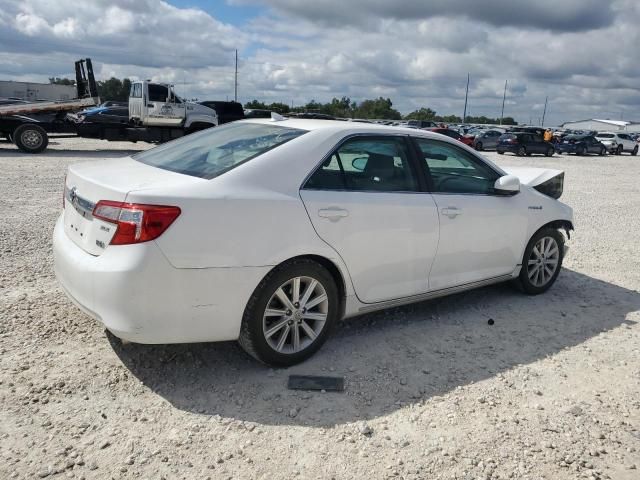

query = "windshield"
[134,122,307,179]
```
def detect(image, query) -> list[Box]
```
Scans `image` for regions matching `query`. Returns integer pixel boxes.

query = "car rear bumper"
[53,215,271,344]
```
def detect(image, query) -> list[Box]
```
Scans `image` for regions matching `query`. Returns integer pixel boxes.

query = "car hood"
[500,166,563,187]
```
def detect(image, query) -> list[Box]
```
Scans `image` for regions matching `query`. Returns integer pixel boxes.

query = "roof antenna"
[271,112,286,121]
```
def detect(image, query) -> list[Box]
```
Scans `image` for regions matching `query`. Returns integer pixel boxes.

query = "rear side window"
[305,136,418,192]
[134,123,307,179]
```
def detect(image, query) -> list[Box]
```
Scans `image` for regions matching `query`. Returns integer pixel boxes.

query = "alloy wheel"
[527,236,560,287]
[262,276,329,354]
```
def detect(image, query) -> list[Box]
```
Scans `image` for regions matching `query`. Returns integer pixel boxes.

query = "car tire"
[497,150,504,155]
[576,146,585,156]
[632,146,638,156]
[545,147,554,157]
[14,124,48,153]
[517,146,526,156]
[599,147,606,156]
[616,145,623,155]
[475,141,483,151]
[238,259,340,367]
[514,228,564,295]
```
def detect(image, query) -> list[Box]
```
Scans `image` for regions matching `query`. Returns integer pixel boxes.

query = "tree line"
[246,97,517,124]
[50,77,517,124]
[50,77,131,102]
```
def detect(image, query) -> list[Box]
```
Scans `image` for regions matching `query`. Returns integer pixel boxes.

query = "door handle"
[318,207,349,221]
[441,207,462,218]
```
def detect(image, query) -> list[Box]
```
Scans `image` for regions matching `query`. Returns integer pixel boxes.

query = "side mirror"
[494,174,520,195]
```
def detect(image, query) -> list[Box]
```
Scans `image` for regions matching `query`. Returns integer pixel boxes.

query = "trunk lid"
[63,157,201,255]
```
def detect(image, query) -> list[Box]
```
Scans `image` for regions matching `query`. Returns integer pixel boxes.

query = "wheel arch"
[267,254,348,318]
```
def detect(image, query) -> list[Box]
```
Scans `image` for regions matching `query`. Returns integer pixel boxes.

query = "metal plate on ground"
[288,375,344,392]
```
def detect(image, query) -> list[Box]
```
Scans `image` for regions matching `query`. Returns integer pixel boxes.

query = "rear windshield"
[133,122,307,179]
[596,133,614,138]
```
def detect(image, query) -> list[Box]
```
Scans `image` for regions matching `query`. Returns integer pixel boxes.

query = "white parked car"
[54,119,574,366]
[595,132,639,155]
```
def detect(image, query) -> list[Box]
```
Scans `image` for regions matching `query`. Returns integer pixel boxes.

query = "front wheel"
[475,141,483,151]
[517,146,526,156]
[616,145,623,155]
[599,147,606,156]
[14,124,48,153]
[238,259,339,366]
[545,147,554,157]
[514,228,564,295]
[632,146,638,156]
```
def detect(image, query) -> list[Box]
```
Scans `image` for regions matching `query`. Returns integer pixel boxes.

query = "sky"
[0,0,638,125]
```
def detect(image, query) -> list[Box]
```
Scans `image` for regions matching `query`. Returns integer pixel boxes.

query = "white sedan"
[54,118,574,366]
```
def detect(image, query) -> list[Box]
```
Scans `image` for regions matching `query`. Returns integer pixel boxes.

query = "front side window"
[414,138,499,195]
[134,123,307,179]
[305,136,418,192]
[148,84,169,102]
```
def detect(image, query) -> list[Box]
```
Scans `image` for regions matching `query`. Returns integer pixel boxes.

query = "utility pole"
[500,80,507,125]
[462,73,470,123]
[541,96,548,126]
[234,49,238,102]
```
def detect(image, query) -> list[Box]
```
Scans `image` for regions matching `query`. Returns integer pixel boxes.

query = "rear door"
[413,137,527,290]
[300,135,440,303]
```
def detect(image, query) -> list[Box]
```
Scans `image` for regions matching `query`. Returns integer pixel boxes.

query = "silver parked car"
[473,129,504,151]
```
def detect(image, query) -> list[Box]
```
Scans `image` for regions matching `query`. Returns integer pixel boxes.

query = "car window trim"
[300,133,425,194]
[410,136,504,196]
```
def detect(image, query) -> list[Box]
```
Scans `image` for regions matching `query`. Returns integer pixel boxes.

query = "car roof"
[240,117,431,136]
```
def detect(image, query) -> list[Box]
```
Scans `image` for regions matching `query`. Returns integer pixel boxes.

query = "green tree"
[97,77,131,101]
[245,99,268,109]
[353,97,401,120]
[404,107,436,121]
[268,102,290,113]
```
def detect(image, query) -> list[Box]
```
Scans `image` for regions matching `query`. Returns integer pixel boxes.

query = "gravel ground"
[1,136,639,480]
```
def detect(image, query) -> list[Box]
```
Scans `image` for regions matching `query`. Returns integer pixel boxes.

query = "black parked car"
[198,101,245,124]
[555,135,607,156]
[496,132,555,156]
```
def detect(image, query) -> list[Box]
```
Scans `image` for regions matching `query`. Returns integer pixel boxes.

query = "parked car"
[66,105,129,138]
[407,119,437,129]
[472,129,504,151]
[54,120,573,366]
[555,135,607,156]
[427,127,474,146]
[244,108,273,119]
[497,132,555,156]
[595,132,638,156]
[198,101,244,124]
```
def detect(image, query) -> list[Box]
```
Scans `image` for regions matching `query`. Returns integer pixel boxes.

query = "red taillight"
[92,201,181,245]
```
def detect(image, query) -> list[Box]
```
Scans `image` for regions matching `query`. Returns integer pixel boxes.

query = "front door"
[413,138,528,290]
[300,135,439,303]
[143,83,185,127]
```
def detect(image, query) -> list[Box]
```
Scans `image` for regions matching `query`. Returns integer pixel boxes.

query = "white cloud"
[0,0,638,125]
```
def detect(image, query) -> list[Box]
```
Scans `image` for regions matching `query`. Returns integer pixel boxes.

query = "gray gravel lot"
[1,136,639,479]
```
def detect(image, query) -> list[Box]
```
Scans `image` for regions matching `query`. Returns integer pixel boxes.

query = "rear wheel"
[514,228,564,295]
[475,141,483,151]
[497,150,504,155]
[633,146,638,156]
[545,147,554,157]
[14,124,48,153]
[599,146,606,156]
[616,145,623,155]
[238,259,339,367]
[517,146,526,156]
[576,146,585,156]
